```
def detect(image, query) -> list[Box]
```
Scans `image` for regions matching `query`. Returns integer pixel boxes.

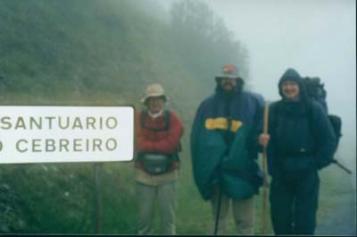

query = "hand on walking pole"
[259,134,270,148]
[259,102,270,186]
[260,102,270,234]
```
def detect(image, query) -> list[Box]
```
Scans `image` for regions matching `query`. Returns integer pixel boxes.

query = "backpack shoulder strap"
[269,101,282,126]
[305,100,321,141]
[140,110,171,131]
[140,110,147,129]
[163,110,171,131]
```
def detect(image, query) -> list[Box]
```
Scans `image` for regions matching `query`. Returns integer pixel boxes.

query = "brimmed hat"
[141,83,167,103]
[215,64,242,81]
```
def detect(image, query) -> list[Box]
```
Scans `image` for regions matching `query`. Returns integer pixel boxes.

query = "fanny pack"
[140,153,172,175]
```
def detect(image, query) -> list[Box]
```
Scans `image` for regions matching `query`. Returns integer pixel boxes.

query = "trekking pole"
[261,102,270,234]
[213,186,222,235]
[213,116,233,235]
[332,159,352,174]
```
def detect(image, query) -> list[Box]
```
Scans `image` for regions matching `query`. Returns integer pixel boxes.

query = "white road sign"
[0,106,134,164]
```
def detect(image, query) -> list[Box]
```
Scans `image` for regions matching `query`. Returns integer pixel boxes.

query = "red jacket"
[135,110,184,155]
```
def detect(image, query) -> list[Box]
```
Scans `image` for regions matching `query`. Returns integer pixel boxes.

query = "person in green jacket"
[190,64,264,235]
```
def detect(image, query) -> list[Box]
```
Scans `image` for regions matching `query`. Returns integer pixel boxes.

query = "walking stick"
[214,186,222,235]
[261,102,270,234]
[213,116,233,235]
[332,159,352,174]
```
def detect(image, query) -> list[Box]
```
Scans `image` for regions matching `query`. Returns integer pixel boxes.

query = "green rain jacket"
[191,86,264,200]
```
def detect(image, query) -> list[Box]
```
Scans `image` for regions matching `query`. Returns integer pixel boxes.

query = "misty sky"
[205,0,355,103]
[160,0,356,166]
[208,0,356,165]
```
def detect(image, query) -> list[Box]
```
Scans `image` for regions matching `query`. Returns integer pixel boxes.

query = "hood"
[278,68,307,100]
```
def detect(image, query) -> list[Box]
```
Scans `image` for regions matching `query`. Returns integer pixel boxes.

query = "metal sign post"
[94,163,103,234]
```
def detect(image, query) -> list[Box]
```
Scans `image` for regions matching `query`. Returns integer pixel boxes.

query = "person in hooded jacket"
[259,68,337,235]
[191,64,264,235]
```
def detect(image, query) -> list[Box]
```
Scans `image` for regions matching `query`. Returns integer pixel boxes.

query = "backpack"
[140,110,182,153]
[138,110,182,173]
[303,77,342,147]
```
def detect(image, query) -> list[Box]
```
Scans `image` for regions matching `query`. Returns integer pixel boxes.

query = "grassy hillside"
[0,0,354,235]
[1,0,202,104]
[0,0,244,234]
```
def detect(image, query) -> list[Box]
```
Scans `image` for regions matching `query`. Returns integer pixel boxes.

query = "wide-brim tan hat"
[141,83,167,103]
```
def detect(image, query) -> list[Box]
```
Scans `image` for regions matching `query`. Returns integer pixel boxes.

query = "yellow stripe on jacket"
[205,118,243,132]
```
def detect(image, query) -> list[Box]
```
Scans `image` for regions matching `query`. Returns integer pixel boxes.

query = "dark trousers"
[270,171,319,235]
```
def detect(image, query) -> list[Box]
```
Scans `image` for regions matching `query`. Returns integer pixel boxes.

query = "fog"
[160,0,356,172]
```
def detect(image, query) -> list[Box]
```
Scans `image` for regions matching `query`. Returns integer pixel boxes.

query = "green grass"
[0,90,354,235]
[0,0,354,234]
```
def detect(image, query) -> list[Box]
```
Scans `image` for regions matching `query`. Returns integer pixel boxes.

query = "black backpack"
[303,77,342,147]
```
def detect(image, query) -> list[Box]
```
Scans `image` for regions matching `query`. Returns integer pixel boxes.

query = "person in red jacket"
[134,83,183,235]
